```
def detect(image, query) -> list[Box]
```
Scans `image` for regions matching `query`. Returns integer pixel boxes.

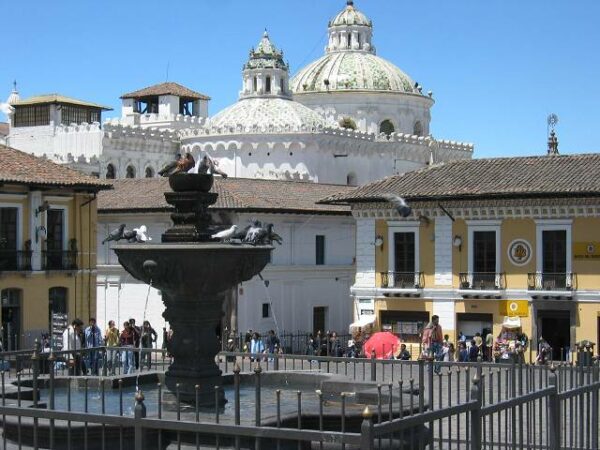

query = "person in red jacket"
[119,321,137,374]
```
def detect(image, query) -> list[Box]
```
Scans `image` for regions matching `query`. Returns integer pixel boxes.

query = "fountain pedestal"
[113,174,272,407]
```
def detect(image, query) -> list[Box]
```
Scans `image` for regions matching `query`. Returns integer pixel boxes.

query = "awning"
[349,315,376,331]
[502,316,521,329]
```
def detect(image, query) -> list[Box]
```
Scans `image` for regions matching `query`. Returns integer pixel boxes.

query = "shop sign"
[507,239,532,266]
[499,300,528,317]
[573,242,600,259]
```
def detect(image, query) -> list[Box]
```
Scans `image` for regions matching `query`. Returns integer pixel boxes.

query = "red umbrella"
[363,331,401,359]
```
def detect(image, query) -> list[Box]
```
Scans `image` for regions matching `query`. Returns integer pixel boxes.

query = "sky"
[2,0,599,159]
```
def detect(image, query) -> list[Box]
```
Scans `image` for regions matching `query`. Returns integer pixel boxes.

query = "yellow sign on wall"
[574,242,600,259]
[499,300,529,317]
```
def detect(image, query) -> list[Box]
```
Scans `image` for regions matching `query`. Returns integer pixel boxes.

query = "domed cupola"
[240,30,291,99]
[6,81,20,105]
[327,0,374,53]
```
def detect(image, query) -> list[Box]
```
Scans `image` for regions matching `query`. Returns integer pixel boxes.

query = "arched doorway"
[106,163,116,179]
[1,288,21,350]
[126,165,136,178]
[379,119,395,136]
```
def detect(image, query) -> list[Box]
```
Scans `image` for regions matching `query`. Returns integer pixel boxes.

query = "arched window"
[253,77,257,92]
[380,120,395,136]
[346,173,358,186]
[1,288,22,350]
[265,76,272,94]
[347,34,352,49]
[280,78,285,95]
[106,164,115,179]
[413,121,423,136]
[145,167,154,178]
[49,287,68,331]
[126,165,136,179]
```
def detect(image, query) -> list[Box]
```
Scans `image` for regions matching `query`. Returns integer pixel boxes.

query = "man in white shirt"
[62,319,84,375]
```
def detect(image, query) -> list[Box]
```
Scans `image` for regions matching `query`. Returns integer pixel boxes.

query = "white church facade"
[2,1,474,341]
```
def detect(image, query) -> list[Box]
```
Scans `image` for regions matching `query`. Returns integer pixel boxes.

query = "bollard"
[254,362,262,426]
[360,406,374,450]
[134,391,147,450]
[470,374,482,450]
[548,365,560,450]
[233,362,241,425]
[370,350,376,382]
[274,352,279,371]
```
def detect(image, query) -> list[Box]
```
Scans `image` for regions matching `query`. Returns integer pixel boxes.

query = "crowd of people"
[61,317,159,375]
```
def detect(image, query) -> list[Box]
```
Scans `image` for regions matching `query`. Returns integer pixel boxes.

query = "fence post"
[31,339,40,450]
[592,375,599,450]
[134,391,147,450]
[470,373,482,450]
[418,358,425,412]
[360,406,374,450]
[370,351,376,382]
[548,365,560,450]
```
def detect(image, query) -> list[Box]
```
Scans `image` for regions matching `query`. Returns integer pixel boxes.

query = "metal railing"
[42,250,78,270]
[459,272,506,290]
[0,344,597,449]
[528,272,577,291]
[0,249,32,271]
[380,271,425,289]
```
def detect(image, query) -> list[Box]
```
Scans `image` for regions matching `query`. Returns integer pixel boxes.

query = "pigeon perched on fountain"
[158,153,195,177]
[211,225,238,242]
[133,225,152,242]
[265,224,283,245]
[243,221,266,244]
[102,224,126,244]
[381,193,412,218]
[198,154,228,178]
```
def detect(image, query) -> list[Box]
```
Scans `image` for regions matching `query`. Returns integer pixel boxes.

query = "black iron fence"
[527,272,577,291]
[0,345,598,450]
[0,249,32,271]
[42,250,77,270]
[459,272,506,290]
[380,271,425,289]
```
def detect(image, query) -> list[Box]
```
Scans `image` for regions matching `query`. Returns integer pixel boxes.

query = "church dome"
[329,1,372,28]
[209,97,328,131]
[291,51,417,94]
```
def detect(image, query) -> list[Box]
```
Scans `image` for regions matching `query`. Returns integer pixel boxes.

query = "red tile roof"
[0,145,112,190]
[320,153,600,204]
[120,82,210,101]
[98,177,352,215]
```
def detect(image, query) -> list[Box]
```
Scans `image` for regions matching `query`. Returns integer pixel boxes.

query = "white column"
[29,191,42,271]
[434,216,453,286]
[354,218,376,288]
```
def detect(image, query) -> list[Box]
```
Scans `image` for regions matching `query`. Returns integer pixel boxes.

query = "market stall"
[494,316,528,363]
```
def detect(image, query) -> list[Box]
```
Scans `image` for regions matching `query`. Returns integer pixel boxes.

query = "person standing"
[398,343,411,360]
[250,332,264,361]
[62,319,84,376]
[141,321,158,370]
[266,330,280,354]
[422,315,443,373]
[104,320,120,375]
[84,318,103,375]
[485,330,494,361]
[120,321,136,374]
[129,319,141,369]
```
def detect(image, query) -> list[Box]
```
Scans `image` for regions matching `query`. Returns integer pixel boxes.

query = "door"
[1,289,21,350]
[313,307,327,334]
[539,311,570,361]
[473,231,496,288]
[393,232,415,287]
[0,207,18,270]
[46,209,64,269]
[542,230,567,289]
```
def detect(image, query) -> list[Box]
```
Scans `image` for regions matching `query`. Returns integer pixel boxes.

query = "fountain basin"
[113,242,272,407]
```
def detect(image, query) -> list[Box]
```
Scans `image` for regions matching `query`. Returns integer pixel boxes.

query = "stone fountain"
[113,173,271,407]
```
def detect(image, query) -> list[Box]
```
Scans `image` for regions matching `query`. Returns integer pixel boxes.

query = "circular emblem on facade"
[509,301,519,313]
[507,239,532,266]
[587,243,596,254]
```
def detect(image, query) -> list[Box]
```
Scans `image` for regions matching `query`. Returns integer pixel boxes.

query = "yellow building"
[322,152,600,362]
[0,145,111,349]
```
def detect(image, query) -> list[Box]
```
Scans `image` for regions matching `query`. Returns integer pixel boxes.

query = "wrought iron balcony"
[459,272,506,290]
[527,273,577,291]
[0,250,33,271]
[42,250,78,271]
[380,272,424,289]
